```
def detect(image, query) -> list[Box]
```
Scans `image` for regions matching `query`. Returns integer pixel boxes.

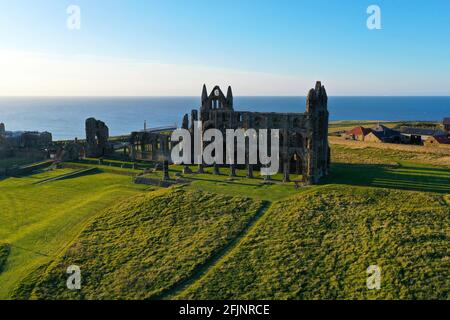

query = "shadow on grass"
[34,168,101,185]
[321,163,450,194]
[182,175,260,187]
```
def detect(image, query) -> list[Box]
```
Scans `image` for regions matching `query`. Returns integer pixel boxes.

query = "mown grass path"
[153,200,272,300]
[158,186,325,300]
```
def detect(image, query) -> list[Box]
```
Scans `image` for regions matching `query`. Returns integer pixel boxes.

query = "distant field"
[330,137,450,167]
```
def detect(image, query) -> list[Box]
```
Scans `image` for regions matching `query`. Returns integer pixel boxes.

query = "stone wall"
[85,118,111,158]
[185,82,330,184]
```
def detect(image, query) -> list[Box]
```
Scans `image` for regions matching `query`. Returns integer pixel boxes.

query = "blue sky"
[0,0,449,96]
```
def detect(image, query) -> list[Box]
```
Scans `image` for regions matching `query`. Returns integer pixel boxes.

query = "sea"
[0,96,448,140]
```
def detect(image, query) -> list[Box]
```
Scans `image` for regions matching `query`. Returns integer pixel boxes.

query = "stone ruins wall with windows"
[128,81,330,184]
[185,81,330,184]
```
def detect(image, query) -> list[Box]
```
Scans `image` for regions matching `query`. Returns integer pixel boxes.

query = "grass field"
[14,189,263,299]
[0,243,10,273]
[0,168,151,298]
[177,186,449,300]
[0,127,449,300]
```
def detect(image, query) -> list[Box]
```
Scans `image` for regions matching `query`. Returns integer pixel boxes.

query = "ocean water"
[0,96,448,140]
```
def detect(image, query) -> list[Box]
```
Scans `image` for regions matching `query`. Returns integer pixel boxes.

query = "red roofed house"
[345,126,372,141]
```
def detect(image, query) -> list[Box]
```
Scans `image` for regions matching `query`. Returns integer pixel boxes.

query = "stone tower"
[305,81,330,183]
[85,118,110,157]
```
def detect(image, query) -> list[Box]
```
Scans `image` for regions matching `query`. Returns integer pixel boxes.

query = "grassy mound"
[17,188,263,300]
[0,243,10,273]
[178,186,449,300]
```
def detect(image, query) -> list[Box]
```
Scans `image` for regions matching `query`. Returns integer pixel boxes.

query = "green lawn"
[0,243,10,273]
[1,134,449,300]
[14,189,263,300]
[173,165,307,201]
[0,168,151,298]
[177,186,449,300]
[322,162,450,194]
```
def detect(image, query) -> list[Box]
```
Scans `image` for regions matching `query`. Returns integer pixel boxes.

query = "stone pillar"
[246,164,253,178]
[283,161,290,183]
[263,165,271,181]
[229,164,236,177]
[130,144,136,160]
[162,160,170,181]
[213,163,220,175]
[304,152,314,185]
[183,166,192,174]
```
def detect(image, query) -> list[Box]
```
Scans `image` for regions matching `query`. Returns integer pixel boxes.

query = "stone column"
[283,160,290,183]
[213,163,220,175]
[246,164,253,178]
[183,165,192,174]
[130,144,136,160]
[162,160,170,181]
[263,165,271,181]
[229,164,236,177]
[295,156,301,175]
[304,152,314,185]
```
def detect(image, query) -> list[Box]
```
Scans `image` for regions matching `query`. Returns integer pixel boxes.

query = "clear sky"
[0,0,449,96]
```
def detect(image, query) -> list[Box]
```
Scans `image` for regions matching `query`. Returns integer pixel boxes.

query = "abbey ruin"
[129,81,330,184]
[1,82,330,184]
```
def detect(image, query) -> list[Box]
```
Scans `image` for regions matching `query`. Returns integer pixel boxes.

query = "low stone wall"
[60,162,137,176]
[34,167,99,185]
[7,160,54,177]
[134,176,190,188]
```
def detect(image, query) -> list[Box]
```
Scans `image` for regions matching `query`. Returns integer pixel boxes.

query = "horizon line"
[1,95,450,98]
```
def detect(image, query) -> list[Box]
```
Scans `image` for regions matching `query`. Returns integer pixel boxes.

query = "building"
[345,126,372,141]
[398,127,446,145]
[22,131,52,148]
[190,82,330,184]
[129,130,172,162]
[85,118,112,158]
[424,135,450,148]
[1,130,52,149]
[365,124,401,143]
[0,125,53,159]
[128,82,330,184]
[443,118,450,131]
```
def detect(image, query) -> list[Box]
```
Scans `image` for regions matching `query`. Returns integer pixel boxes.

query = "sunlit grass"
[178,186,450,300]
[0,169,150,298]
